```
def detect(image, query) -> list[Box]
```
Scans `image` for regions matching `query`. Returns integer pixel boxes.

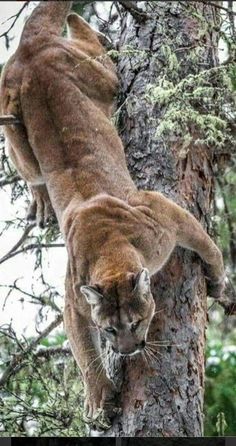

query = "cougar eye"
[131,319,142,332]
[104,326,116,335]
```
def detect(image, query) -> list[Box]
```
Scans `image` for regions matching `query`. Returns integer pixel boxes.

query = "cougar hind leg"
[176,210,225,298]
[129,190,225,299]
[5,132,55,227]
[28,184,56,228]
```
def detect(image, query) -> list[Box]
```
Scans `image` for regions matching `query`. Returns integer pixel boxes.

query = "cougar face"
[80,269,155,356]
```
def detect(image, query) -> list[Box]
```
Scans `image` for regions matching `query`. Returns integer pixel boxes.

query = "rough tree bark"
[102,1,222,437]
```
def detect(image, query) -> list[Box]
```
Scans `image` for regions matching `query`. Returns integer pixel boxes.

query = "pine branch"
[0,346,72,380]
[0,314,63,387]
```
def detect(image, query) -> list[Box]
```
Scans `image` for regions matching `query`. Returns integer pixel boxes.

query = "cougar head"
[80,269,155,356]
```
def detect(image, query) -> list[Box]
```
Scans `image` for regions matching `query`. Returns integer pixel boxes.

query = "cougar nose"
[136,340,146,350]
[112,346,119,353]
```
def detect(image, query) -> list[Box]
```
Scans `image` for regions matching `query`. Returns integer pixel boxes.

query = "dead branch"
[0,2,29,44]
[0,223,35,260]
[117,1,149,22]
[0,314,63,387]
[0,242,65,266]
[0,174,22,186]
[201,0,236,16]
[1,281,62,313]
[0,115,22,126]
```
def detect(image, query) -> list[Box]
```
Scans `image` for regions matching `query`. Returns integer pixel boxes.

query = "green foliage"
[205,335,236,436]
[146,64,235,153]
[213,169,236,283]
[0,332,86,436]
[71,1,93,17]
[229,64,236,91]
[205,159,236,437]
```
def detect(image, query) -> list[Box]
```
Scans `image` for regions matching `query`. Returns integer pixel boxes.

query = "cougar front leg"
[64,283,118,429]
[130,191,225,299]
[175,206,225,299]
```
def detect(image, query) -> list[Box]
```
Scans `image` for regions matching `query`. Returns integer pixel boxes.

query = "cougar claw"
[26,199,37,222]
[113,406,122,415]
[224,303,236,315]
[218,300,236,316]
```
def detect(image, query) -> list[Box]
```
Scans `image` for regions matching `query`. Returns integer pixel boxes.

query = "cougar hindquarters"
[66,12,118,118]
[3,121,54,227]
[0,3,116,226]
[0,2,73,226]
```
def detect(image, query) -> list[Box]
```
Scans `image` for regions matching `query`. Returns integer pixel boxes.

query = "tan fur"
[0,1,225,429]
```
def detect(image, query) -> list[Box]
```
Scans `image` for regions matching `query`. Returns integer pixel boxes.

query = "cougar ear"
[80,285,103,306]
[134,268,151,297]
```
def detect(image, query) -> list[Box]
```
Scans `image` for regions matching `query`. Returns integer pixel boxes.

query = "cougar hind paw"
[26,198,56,228]
[26,199,37,222]
[27,185,56,228]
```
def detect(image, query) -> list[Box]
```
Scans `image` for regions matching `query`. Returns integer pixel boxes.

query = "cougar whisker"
[147,345,164,356]
[147,341,182,347]
[86,351,106,373]
[145,346,161,364]
[153,308,165,316]
[145,347,156,365]
[142,350,150,367]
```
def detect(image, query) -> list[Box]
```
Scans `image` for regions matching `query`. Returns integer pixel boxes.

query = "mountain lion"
[0,1,229,430]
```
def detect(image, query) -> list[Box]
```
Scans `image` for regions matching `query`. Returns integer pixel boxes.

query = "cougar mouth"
[112,346,143,357]
[119,350,141,357]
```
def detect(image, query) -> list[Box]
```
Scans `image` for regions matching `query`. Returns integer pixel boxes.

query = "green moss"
[146,64,235,153]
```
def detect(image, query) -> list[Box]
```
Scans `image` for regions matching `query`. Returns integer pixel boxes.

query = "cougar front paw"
[206,278,225,299]
[222,302,236,315]
[83,382,121,430]
[217,280,236,315]
[27,185,56,228]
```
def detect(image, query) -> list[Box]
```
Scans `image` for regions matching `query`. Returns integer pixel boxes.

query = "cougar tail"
[20,1,72,43]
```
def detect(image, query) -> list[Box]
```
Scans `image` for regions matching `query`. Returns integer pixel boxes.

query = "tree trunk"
[102,1,221,437]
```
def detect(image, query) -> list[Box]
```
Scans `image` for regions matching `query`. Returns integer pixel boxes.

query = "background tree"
[0,0,235,437]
